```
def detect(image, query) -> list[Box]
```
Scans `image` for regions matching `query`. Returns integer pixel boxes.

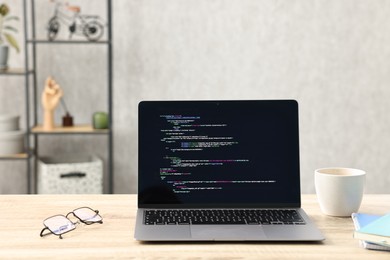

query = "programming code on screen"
[139,101,300,205]
[159,114,276,194]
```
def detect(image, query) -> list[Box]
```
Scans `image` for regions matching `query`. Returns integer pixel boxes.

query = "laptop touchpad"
[191,225,266,240]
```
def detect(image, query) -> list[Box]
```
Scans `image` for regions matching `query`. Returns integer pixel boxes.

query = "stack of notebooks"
[352,212,390,251]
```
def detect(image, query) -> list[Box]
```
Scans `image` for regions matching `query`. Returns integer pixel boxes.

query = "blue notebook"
[352,213,390,250]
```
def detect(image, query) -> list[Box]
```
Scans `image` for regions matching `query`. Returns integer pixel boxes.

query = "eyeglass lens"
[73,207,102,222]
[43,215,76,235]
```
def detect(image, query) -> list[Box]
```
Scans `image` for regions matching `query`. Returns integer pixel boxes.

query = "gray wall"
[1,0,390,194]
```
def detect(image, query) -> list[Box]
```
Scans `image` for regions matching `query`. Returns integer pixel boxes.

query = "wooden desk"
[0,194,389,259]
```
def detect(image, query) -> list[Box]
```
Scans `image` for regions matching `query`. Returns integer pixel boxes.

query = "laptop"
[135,100,324,241]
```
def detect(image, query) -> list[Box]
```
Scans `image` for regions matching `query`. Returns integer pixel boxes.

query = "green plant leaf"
[4,26,18,33]
[4,16,19,21]
[0,4,9,16]
[4,33,20,53]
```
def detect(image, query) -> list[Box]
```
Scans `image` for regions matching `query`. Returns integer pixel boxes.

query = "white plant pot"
[0,45,9,70]
[0,115,20,132]
[0,130,25,155]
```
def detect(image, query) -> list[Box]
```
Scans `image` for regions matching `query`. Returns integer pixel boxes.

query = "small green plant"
[0,3,19,52]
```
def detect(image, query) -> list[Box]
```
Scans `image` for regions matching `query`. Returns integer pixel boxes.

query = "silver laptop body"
[135,100,324,241]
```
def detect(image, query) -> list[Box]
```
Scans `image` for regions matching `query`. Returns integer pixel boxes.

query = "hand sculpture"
[42,76,63,130]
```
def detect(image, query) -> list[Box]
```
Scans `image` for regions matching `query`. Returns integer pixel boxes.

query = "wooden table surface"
[0,194,389,259]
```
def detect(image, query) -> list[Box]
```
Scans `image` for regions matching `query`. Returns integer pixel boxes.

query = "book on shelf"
[352,212,390,250]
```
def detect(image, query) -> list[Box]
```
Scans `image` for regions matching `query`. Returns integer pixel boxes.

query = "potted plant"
[0,3,19,70]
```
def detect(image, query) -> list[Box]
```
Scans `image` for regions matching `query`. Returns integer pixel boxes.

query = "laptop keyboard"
[144,209,305,225]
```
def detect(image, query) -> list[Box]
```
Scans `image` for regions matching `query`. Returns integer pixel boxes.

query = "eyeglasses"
[40,207,103,239]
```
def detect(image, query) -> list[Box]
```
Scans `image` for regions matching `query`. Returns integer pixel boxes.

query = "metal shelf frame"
[0,2,34,193]
[21,0,114,194]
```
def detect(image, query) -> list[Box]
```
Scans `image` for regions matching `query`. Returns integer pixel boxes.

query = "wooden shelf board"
[27,39,110,45]
[31,125,109,134]
[0,68,34,75]
[0,153,29,160]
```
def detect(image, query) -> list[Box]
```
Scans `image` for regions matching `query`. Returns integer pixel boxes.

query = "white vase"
[0,45,9,70]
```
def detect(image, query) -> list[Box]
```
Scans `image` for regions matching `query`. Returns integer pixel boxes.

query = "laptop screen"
[138,100,301,208]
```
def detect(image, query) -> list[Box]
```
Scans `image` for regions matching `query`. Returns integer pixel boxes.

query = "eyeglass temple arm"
[40,227,50,237]
[84,219,103,225]
[40,227,63,239]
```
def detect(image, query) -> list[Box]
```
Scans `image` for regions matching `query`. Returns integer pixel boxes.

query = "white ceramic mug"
[314,168,366,217]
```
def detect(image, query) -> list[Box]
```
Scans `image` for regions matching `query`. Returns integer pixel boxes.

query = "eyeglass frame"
[40,206,103,239]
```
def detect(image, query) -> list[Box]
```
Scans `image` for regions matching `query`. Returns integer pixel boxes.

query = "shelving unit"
[0,66,33,191]
[19,0,113,193]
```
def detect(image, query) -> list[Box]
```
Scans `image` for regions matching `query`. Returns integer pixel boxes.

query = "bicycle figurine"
[47,0,105,41]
